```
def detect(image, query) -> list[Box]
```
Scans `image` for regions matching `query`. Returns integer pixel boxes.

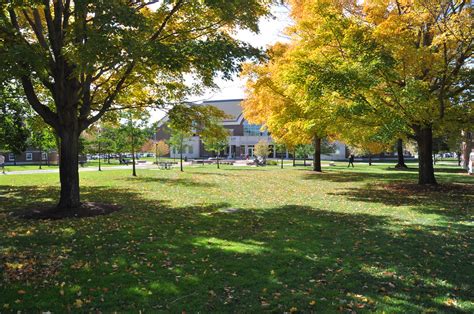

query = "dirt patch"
[17,202,121,220]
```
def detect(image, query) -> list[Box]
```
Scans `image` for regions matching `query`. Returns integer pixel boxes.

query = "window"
[243,121,267,136]
[8,153,15,161]
[188,145,193,154]
[26,153,33,161]
[42,152,47,160]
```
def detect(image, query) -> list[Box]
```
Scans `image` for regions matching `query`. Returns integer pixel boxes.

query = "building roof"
[197,99,243,123]
[158,99,245,127]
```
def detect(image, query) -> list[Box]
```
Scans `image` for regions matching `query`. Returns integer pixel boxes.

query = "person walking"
[348,154,355,168]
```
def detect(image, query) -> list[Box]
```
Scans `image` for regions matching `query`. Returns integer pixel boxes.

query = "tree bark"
[131,128,137,177]
[293,150,296,167]
[57,128,81,209]
[281,155,284,169]
[313,137,322,172]
[98,138,102,171]
[415,126,437,185]
[368,153,372,166]
[180,142,183,172]
[395,138,407,169]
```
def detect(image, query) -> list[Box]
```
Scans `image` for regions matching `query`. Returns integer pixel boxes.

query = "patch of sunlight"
[111,256,128,267]
[68,285,82,293]
[381,294,421,309]
[149,281,179,294]
[59,227,76,236]
[193,237,269,254]
[128,286,153,296]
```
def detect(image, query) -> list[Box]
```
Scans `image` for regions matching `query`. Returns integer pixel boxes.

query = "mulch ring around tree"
[16,202,121,220]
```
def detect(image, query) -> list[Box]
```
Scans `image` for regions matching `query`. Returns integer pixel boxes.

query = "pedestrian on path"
[348,154,355,168]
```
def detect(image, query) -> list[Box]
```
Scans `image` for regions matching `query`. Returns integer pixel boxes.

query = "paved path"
[1,164,157,175]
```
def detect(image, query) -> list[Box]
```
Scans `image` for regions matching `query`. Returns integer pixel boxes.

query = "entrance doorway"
[247,146,254,157]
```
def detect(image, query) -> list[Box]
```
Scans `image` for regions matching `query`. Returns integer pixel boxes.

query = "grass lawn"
[0,164,472,312]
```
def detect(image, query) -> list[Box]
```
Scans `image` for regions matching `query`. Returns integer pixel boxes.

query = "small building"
[0,149,59,166]
[155,99,347,160]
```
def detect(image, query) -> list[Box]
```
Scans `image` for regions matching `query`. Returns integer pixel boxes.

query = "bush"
[266,160,278,166]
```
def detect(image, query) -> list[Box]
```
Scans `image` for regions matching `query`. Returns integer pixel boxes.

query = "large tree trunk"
[415,126,437,185]
[313,137,322,172]
[57,128,81,209]
[395,139,407,168]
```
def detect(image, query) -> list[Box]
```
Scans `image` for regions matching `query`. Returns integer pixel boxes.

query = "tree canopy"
[243,0,473,183]
[0,0,275,208]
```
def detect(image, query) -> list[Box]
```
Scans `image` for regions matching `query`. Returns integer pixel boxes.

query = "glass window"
[26,153,33,161]
[42,152,47,160]
[243,121,267,136]
[8,153,15,161]
[188,145,193,154]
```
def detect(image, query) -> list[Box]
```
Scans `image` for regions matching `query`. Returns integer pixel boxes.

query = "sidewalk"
[1,164,156,175]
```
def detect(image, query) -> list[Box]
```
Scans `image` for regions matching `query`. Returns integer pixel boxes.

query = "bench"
[158,162,172,170]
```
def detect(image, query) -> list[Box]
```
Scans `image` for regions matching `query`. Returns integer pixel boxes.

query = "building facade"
[0,149,59,165]
[156,99,347,160]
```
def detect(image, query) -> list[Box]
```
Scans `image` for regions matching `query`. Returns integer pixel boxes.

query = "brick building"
[155,99,347,160]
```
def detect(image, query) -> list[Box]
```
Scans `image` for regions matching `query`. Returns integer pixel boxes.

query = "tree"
[83,124,114,171]
[202,123,229,169]
[284,0,473,184]
[168,130,186,172]
[242,43,337,173]
[168,103,228,172]
[395,139,408,169]
[295,144,313,167]
[141,139,156,156]
[119,111,148,177]
[254,140,270,165]
[155,140,170,164]
[274,142,287,169]
[1,0,273,209]
[0,83,29,165]
[28,115,56,169]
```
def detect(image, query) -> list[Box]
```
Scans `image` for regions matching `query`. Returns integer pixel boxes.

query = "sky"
[149,4,292,122]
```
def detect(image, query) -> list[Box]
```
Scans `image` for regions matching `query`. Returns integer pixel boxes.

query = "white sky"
[149,4,292,122]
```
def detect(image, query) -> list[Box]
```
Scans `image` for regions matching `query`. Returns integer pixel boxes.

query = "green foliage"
[254,140,270,159]
[0,83,29,156]
[28,115,56,153]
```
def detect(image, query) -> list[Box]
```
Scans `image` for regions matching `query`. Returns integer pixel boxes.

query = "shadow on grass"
[302,170,418,183]
[385,166,467,174]
[0,185,472,312]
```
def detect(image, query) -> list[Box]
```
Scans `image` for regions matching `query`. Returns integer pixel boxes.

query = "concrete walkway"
[1,164,156,175]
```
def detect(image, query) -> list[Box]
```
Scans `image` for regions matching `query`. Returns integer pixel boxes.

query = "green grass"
[0,164,472,312]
